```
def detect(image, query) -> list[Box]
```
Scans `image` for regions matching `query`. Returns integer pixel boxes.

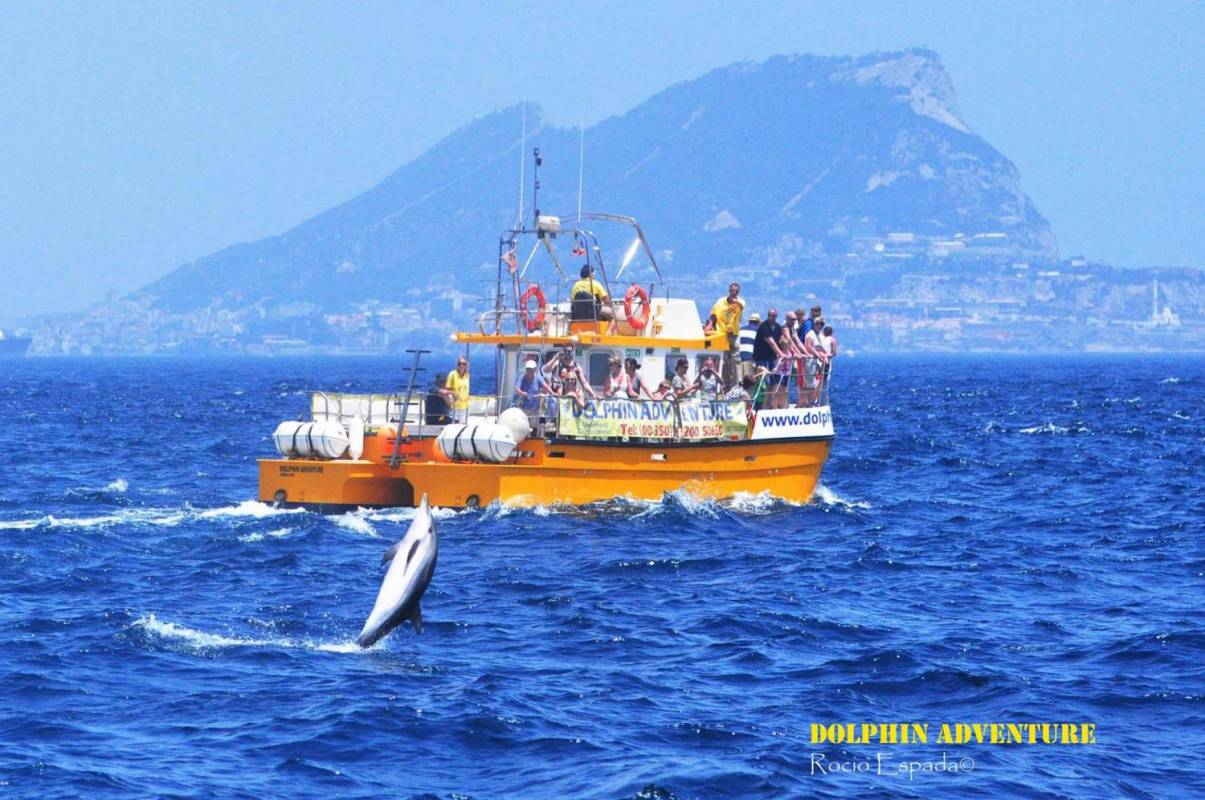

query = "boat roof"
[453,330,729,351]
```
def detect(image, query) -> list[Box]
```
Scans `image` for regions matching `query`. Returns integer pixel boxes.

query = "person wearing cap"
[513,357,548,416]
[708,282,744,387]
[739,311,760,379]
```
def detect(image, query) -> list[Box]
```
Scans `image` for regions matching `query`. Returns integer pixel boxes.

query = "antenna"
[577,118,585,222]
[516,102,526,229]
[532,147,542,231]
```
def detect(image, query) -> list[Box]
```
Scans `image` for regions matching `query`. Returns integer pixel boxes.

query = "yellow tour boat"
[258,164,833,509]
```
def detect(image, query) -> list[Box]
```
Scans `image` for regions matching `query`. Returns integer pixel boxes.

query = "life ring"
[624,285,651,330]
[519,283,546,332]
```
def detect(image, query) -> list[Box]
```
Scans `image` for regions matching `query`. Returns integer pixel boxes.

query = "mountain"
[136,48,1057,316]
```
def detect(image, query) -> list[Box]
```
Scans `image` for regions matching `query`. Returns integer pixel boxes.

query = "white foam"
[335,513,377,537]
[727,490,799,514]
[198,500,302,520]
[133,614,365,654]
[813,483,871,510]
[362,506,461,522]
[104,478,129,493]
[1161,377,1181,384]
[1172,411,1191,420]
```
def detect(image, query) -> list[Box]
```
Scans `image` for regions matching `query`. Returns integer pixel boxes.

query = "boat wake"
[0,500,303,532]
[131,614,363,654]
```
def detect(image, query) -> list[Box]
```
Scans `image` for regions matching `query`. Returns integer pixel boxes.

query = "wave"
[360,506,462,522]
[0,509,188,530]
[197,500,304,520]
[132,614,363,654]
[104,478,128,493]
[238,527,294,543]
[334,513,377,537]
[1171,411,1191,420]
[812,483,871,510]
[1,500,299,532]
[1161,377,1181,384]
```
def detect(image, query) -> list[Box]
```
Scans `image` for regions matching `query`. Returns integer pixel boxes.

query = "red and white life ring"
[519,283,547,332]
[624,285,651,330]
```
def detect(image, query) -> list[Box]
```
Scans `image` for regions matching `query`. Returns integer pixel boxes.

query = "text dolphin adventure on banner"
[556,398,749,440]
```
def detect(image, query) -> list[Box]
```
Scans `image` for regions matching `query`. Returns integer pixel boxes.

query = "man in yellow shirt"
[570,265,614,323]
[443,356,471,423]
[709,282,744,386]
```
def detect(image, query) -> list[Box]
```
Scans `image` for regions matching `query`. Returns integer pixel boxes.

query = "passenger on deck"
[820,324,837,388]
[671,357,695,399]
[425,372,452,425]
[443,356,471,423]
[513,359,548,418]
[690,357,722,402]
[557,367,593,412]
[708,282,744,387]
[782,311,805,401]
[748,365,771,411]
[724,374,756,402]
[739,312,760,379]
[543,345,587,390]
[771,331,794,409]
[802,318,829,406]
[651,380,674,401]
[570,265,614,325]
[754,308,785,375]
[603,357,630,399]
[806,305,823,335]
[624,358,653,400]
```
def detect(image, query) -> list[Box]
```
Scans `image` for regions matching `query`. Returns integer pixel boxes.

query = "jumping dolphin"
[356,493,438,648]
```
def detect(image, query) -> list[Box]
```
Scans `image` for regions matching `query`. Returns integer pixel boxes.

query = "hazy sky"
[1,1,1201,321]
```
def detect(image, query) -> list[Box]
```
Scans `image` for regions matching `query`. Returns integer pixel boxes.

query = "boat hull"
[258,434,833,509]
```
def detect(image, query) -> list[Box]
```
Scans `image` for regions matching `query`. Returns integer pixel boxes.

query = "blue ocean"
[1,355,1201,799]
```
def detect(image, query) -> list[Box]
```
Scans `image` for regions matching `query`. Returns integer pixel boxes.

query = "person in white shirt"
[819,324,837,396]
[802,319,829,407]
[603,357,630,399]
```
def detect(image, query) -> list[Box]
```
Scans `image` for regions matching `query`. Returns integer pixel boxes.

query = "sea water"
[0,355,1200,798]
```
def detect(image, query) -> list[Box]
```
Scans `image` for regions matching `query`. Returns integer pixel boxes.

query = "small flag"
[503,250,518,274]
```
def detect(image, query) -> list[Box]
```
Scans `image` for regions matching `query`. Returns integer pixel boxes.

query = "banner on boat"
[557,398,749,440]
[749,405,835,440]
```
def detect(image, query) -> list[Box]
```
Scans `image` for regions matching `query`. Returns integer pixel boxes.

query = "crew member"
[570,265,614,321]
[709,281,744,386]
